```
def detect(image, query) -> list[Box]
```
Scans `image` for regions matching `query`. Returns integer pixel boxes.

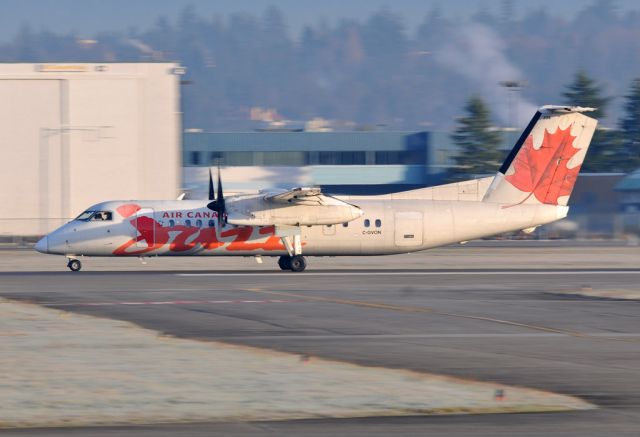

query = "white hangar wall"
[0,63,182,236]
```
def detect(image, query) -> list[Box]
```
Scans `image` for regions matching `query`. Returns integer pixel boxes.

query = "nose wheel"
[277,255,306,272]
[67,259,82,272]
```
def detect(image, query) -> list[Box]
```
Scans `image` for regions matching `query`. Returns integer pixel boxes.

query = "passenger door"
[394,212,423,247]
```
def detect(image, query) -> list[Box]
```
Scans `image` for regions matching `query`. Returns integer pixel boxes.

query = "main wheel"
[67,259,82,272]
[277,256,291,271]
[289,255,306,272]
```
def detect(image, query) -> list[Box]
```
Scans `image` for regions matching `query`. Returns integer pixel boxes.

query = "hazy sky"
[2,0,639,42]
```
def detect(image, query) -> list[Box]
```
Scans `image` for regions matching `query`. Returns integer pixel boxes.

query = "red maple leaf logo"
[505,125,582,205]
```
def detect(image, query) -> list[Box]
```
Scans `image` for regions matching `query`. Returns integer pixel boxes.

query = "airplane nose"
[34,236,48,254]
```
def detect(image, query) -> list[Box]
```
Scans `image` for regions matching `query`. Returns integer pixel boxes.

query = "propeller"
[208,168,215,201]
[206,166,226,228]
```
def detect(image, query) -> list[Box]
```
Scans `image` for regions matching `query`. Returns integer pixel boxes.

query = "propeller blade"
[208,168,215,201]
[217,165,226,227]
[217,166,224,208]
[206,166,227,228]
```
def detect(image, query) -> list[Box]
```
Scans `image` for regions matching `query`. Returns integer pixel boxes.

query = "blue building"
[183,131,453,194]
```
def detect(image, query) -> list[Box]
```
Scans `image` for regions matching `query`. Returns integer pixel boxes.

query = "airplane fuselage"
[37,197,567,258]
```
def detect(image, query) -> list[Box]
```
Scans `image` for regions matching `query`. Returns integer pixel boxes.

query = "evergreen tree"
[451,96,504,177]
[562,70,610,119]
[620,78,640,171]
[562,70,616,172]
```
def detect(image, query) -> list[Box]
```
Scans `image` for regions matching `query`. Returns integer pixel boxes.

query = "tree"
[620,78,640,171]
[562,70,616,172]
[562,70,610,119]
[451,96,504,177]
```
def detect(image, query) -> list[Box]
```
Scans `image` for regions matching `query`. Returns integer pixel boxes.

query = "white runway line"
[41,299,300,307]
[216,333,640,340]
[177,270,640,277]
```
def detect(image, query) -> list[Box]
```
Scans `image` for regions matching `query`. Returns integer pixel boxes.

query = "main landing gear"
[277,228,306,272]
[67,258,82,272]
[278,255,306,272]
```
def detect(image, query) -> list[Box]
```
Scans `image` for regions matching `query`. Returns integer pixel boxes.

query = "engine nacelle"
[226,196,363,226]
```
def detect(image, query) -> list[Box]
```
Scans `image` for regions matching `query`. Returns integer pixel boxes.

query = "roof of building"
[615,169,640,191]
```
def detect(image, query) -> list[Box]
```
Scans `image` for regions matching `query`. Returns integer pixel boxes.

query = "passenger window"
[375,219,382,228]
[364,219,370,228]
[208,220,215,227]
[196,219,203,228]
[342,222,349,227]
[185,219,192,227]
[169,219,175,227]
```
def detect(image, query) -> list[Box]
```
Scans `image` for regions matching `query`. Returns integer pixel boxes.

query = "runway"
[1,246,640,436]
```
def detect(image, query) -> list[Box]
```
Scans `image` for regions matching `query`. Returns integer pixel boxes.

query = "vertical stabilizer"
[483,105,598,206]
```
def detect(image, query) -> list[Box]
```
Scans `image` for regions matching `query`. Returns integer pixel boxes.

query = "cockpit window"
[75,210,112,222]
[92,211,112,221]
[75,211,95,221]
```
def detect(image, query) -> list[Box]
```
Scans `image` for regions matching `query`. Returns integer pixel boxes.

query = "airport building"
[0,63,182,236]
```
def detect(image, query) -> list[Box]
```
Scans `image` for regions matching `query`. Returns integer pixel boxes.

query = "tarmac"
[1,243,640,436]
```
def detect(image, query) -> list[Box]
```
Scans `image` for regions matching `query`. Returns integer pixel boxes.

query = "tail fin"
[483,105,598,206]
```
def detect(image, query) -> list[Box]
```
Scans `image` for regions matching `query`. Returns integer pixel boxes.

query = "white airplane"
[35,105,597,272]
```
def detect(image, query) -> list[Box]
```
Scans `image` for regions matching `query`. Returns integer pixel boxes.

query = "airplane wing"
[263,187,326,205]
[224,187,362,226]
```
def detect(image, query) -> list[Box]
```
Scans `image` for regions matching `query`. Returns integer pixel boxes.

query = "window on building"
[223,151,255,166]
[374,149,425,165]
[262,151,306,166]
[209,151,223,164]
[319,151,339,165]
[190,151,201,166]
[375,219,382,227]
[364,219,370,227]
[318,151,366,165]
[340,151,366,165]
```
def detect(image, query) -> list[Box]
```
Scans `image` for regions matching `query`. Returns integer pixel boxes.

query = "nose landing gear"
[67,259,82,272]
[277,255,306,272]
